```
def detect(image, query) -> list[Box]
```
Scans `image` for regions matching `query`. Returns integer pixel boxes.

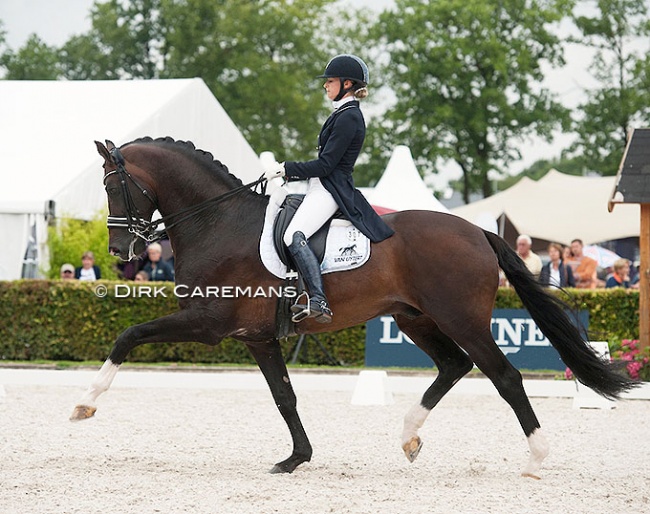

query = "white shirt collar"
[332,96,356,110]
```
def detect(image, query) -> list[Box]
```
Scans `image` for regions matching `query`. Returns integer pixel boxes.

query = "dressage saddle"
[272,194,344,269]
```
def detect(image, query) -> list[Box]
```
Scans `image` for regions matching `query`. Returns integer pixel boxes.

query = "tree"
[374,0,571,202]
[56,0,352,161]
[569,0,650,175]
[158,0,338,160]
[0,34,60,79]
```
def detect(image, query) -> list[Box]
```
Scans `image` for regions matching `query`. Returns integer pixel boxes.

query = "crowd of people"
[58,242,175,283]
[510,235,639,290]
[60,235,637,291]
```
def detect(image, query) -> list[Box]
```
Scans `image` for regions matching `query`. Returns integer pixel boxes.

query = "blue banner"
[364,309,589,371]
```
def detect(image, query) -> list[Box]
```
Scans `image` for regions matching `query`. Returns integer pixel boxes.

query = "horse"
[71,136,636,478]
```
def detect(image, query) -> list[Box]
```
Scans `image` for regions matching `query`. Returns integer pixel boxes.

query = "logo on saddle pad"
[330,231,365,266]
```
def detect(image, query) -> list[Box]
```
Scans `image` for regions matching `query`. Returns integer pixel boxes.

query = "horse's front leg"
[246,340,313,474]
[70,309,216,421]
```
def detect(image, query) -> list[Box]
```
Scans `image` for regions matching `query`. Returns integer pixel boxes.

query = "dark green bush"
[0,281,639,365]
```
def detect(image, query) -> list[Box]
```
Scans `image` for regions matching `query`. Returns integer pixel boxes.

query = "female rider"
[264,54,394,323]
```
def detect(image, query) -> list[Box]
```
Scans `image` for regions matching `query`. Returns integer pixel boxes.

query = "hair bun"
[354,86,368,99]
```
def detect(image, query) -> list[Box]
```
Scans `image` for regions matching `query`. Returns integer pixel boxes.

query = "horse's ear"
[95,140,111,163]
[105,139,116,151]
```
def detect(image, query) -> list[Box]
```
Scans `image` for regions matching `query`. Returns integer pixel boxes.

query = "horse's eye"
[106,187,120,197]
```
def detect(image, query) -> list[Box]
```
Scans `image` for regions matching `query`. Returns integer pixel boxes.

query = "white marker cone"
[351,370,394,406]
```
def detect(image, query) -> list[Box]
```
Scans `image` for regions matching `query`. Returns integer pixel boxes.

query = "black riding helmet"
[317,54,369,101]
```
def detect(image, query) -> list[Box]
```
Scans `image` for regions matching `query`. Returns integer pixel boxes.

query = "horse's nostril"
[109,247,121,256]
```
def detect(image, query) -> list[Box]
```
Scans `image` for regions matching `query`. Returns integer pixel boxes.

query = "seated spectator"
[134,270,149,282]
[60,263,75,280]
[117,256,144,280]
[75,251,101,281]
[516,234,542,278]
[539,243,575,288]
[143,242,174,282]
[606,258,633,289]
[567,239,597,289]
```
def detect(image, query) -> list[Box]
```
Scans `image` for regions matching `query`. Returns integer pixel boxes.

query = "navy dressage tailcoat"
[284,101,394,243]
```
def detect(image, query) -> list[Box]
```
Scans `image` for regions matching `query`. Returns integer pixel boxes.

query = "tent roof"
[451,169,639,245]
[0,79,262,218]
[368,145,448,213]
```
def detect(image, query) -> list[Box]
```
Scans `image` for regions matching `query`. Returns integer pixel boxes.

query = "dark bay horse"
[71,137,636,478]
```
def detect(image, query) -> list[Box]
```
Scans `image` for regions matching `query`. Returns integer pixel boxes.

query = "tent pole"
[639,203,650,351]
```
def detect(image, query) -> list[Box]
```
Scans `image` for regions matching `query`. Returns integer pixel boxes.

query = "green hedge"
[0,280,639,366]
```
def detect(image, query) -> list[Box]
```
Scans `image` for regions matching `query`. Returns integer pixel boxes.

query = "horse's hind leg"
[246,340,312,474]
[443,324,549,479]
[393,314,474,463]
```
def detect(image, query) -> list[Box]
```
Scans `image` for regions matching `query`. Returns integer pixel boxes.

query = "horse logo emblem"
[339,244,358,256]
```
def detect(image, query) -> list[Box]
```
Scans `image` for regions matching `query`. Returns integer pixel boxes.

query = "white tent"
[451,169,640,245]
[363,145,449,213]
[0,78,263,280]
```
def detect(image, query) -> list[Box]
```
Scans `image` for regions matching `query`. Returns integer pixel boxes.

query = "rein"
[104,147,266,243]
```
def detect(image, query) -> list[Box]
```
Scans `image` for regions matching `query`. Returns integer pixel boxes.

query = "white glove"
[263,161,285,181]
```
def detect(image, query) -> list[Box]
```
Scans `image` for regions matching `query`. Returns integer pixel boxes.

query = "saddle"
[272,194,344,270]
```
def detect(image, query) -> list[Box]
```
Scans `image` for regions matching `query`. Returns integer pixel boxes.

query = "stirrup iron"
[291,292,311,323]
[290,293,333,324]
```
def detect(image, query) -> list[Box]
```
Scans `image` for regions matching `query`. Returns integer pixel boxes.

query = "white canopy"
[451,169,640,245]
[0,78,262,279]
[364,145,449,213]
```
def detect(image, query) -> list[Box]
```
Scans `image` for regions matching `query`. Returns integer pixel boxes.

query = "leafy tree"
[569,0,650,175]
[0,34,59,79]
[56,0,352,161]
[158,0,337,160]
[47,214,120,280]
[374,0,572,202]
[62,0,162,79]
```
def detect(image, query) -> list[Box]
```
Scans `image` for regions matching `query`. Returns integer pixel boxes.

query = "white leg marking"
[402,403,430,446]
[521,428,550,479]
[77,359,120,407]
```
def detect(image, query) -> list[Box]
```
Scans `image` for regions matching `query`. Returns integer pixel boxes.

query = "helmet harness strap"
[334,78,355,102]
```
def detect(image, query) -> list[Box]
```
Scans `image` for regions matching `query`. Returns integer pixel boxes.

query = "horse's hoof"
[521,472,542,480]
[268,453,311,474]
[402,437,423,463]
[69,405,97,421]
[269,464,292,474]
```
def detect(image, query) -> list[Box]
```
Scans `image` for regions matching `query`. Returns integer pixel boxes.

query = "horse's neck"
[134,146,269,273]
[163,184,269,272]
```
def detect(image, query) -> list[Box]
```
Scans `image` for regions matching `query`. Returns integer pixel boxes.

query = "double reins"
[104,146,266,243]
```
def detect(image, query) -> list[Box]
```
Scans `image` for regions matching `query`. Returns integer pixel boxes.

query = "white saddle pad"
[259,187,371,279]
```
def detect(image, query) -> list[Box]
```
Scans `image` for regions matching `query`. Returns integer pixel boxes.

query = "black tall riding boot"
[287,231,333,324]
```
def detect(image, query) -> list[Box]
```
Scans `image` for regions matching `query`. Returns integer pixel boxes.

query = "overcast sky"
[1,0,639,189]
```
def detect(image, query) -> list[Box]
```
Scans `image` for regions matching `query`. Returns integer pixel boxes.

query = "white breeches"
[283,178,339,246]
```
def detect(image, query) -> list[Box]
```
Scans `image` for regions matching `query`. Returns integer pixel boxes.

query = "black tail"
[483,230,637,400]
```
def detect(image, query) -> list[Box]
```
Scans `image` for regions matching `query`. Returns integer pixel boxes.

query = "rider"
[264,54,395,323]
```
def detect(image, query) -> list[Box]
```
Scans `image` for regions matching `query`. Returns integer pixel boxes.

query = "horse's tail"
[482,230,637,400]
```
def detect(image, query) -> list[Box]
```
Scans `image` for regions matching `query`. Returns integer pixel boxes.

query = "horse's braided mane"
[124,136,254,192]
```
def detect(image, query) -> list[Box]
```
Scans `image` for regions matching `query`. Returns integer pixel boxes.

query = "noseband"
[103,146,266,244]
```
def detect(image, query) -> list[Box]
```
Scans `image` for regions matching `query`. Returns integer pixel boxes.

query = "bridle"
[103,146,266,244]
